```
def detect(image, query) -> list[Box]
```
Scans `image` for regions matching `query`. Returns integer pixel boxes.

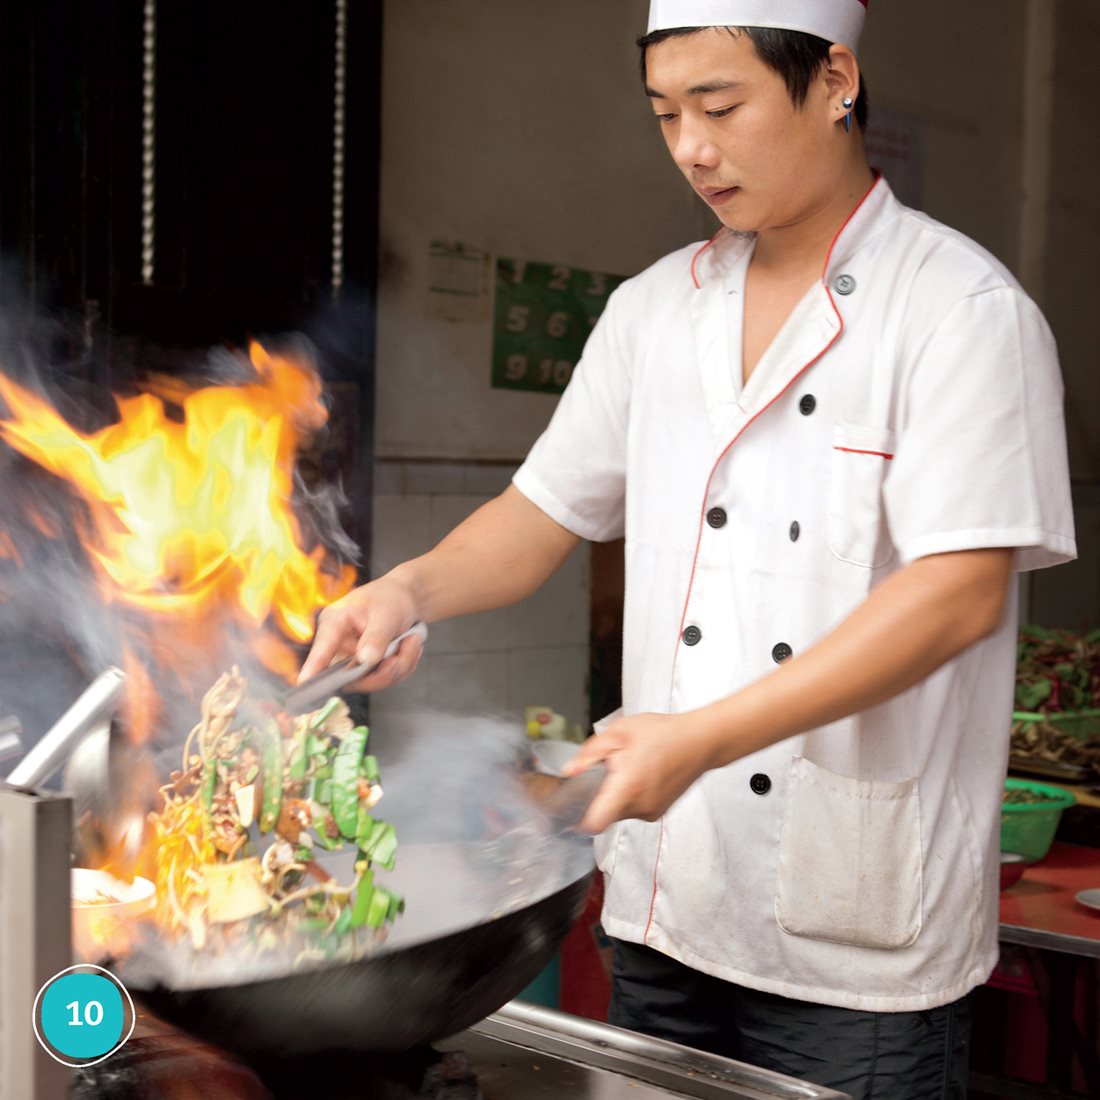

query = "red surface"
[999,841,1100,943]
[560,875,612,1021]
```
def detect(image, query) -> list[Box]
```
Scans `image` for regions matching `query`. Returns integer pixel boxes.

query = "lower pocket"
[775,756,923,949]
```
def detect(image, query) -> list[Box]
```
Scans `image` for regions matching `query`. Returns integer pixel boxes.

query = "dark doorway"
[0,0,382,742]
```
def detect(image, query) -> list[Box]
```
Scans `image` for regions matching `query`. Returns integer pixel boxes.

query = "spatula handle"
[285,622,428,714]
[540,761,609,834]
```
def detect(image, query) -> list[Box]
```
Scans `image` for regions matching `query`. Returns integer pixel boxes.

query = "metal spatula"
[529,760,609,835]
[281,621,429,715]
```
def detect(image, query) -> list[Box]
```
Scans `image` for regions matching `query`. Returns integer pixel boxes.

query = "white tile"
[427,493,493,544]
[506,645,590,728]
[424,651,511,718]
[373,461,470,496]
[371,494,433,576]
[371,461,406,495]
[429,606,512,655]
[367,659,429,729]
[461,464,515,496]
[508,544,590,648]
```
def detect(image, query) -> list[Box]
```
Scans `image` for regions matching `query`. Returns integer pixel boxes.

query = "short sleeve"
[512,283,633,542]
[884,287,1076,571]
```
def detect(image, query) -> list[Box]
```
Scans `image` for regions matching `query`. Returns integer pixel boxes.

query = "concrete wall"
[374,0,704,463]
[862,0,1099,627]
[371,0,703,730]
[369,0,1100,735]
[1046,0,1100,483]
[860,0,1029,273]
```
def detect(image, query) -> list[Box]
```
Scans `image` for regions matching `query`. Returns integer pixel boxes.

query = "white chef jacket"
[513,176,1076,1012]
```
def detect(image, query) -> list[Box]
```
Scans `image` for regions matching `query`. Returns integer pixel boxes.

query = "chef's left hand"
[561,711,717,834]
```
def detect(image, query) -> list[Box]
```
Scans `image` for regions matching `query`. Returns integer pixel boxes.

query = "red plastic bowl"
[1000,852,1029,890]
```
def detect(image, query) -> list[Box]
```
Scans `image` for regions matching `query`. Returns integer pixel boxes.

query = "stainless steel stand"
[0,785,72,1100]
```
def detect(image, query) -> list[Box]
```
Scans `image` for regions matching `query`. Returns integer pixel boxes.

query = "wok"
[119,765,604,1060]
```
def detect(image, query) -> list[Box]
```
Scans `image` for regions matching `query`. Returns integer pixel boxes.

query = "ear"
[823,44,860,113]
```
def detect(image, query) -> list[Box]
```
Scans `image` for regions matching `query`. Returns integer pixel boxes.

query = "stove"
[70,1000,851,1100]
[1,786,849,1100]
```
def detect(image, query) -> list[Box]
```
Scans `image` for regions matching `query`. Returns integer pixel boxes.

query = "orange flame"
[0,530,20,565]
[0,342,355,678]
[120,646,160,747]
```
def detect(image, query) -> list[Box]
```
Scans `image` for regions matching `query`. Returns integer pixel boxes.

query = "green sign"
[491,258,627,395]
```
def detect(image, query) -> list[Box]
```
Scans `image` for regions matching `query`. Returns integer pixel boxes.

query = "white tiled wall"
[369,461,591,734]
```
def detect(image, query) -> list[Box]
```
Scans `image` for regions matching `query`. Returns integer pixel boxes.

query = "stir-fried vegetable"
[149,666,403,954]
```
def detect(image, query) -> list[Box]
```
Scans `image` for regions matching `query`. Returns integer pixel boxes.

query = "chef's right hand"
[298,577,425,692]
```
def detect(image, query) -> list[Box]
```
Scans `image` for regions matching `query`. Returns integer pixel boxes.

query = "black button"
[682,625,702,646]
[750,773,771,795]
[706,507,727,529]
[799,394,816,415]
[789,521,800,542]
[771,642,793,663]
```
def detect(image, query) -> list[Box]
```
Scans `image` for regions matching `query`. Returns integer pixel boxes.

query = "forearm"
[389,484,582,622]
[691,548,1015,768]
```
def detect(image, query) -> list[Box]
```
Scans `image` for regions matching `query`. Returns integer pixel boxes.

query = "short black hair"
[637,26,869,131]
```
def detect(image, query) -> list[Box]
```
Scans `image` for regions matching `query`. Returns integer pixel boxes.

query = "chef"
[301,1,1076,1094]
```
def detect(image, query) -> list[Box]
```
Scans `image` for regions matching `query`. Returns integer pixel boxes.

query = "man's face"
[644,29,838,234]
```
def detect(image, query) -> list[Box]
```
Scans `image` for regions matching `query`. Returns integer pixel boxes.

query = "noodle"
[147,667,402,954]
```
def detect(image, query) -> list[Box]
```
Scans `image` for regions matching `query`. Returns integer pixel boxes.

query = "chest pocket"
[827,422,898,568]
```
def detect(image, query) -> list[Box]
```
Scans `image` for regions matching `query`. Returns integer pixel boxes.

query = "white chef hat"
[647,1,868,53]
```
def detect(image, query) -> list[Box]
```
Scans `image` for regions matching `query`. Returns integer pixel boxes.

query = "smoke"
[119,704,593,993]
[0,327,360,757]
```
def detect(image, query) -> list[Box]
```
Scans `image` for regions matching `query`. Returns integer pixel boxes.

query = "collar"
[689,173,901,290]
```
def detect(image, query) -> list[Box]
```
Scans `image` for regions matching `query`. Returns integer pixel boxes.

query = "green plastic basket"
[1001,778,1076,862]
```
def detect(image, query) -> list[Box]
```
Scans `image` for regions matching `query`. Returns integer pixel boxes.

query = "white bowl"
[531,738,581,777]
[71,868,155,962]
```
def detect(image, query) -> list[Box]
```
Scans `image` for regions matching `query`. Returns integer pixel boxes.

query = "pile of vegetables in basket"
[1010,625,1100,779]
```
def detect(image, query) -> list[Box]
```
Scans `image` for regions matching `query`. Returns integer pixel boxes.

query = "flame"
[0,342,355,677]
[0,530,20,564]
[121,646,160,747]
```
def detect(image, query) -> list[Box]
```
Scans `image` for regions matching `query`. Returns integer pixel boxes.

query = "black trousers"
[608,939,971,1100]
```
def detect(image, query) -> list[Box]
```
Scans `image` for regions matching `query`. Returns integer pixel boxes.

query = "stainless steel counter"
[449,1001,852,1100]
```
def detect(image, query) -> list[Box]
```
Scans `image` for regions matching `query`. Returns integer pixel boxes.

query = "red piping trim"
[834,446,893,460]
[689,228,725,289]
[643,173,884,948]
[820,170,882,278]
[641,819,665,940]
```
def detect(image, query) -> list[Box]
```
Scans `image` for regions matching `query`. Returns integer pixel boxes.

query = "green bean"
[288,722,307,781]
[331,727,368,838]
[309,697,343,729]
[258,719,283,833]
[366,886,392,928]
[350,870,375,928]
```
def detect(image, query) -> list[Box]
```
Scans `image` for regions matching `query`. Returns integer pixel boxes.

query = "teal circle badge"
[33,965,134,1066]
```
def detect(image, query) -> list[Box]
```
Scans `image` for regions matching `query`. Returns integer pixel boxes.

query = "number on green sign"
[492,256,625,394]
[548,265,570,291]
[505,305,530,333]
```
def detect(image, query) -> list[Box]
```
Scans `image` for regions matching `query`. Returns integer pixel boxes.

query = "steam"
[121,704,592,992]
[0,316,594,1001]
